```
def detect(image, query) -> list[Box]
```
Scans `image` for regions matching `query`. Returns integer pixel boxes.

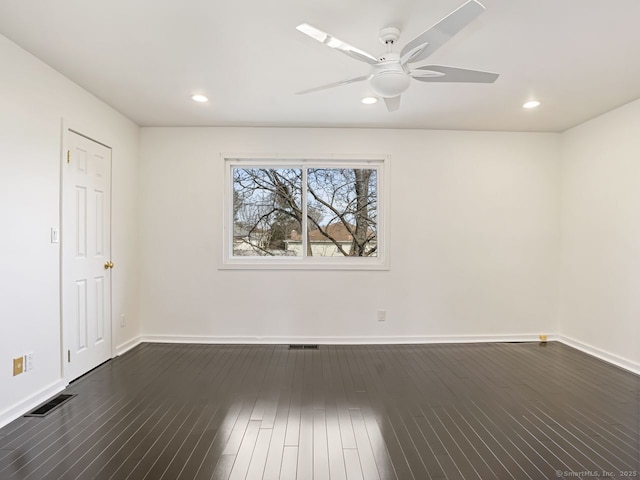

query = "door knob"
[109,261,114,269]
[104,261,115,269]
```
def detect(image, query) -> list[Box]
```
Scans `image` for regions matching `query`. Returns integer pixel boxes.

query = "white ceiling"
[1,0,640,132]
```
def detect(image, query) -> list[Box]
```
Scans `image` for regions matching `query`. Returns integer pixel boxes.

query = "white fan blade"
[400,43,428,65]
[411,65,498,83]
[297,24,379,65]
[384,96,401,112]
[400,0,485,65]
[410,69,446,79]
[296,75,371,95]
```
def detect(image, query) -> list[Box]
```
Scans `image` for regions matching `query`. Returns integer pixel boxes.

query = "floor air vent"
[24,394,76,417]
[289,344,319,350]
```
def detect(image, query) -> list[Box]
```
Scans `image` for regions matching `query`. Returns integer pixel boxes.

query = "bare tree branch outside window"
[233,168,302,256]
[232,166,378,257]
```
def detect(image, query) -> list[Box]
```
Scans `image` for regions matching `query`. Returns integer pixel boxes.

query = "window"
[222,155,388,269]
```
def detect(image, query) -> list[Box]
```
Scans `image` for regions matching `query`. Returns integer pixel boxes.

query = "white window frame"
[221,153,389,270]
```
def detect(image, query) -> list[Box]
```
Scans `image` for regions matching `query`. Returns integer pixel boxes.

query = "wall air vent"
[289,344,319,350]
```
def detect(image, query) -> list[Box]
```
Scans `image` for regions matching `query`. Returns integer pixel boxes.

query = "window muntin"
[223,156,387,270]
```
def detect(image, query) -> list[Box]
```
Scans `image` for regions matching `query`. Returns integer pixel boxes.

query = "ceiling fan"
[296,0,499,112]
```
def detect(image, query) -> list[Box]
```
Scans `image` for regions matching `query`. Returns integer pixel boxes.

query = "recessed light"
[523,100,541,109]
[361,96,378,105]
[191,94,209,103]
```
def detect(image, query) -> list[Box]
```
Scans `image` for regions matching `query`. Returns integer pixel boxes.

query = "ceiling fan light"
[361,96,378,105]
[191,94,209,103]
[523,100,541,109]
[369,71,410,98]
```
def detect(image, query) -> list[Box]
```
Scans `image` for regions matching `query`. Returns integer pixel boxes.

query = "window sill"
[219,257,389,271]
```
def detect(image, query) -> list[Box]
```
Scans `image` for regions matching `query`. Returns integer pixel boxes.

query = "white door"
[61,129,112,381]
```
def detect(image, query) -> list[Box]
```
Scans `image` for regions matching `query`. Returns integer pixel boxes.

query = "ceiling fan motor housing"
[369,53,411,98]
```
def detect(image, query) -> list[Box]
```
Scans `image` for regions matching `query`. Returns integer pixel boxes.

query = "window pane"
[232,168,302,256]
[306,168,378,257]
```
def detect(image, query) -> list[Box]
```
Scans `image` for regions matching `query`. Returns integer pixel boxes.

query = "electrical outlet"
[13,357,24,376]
[120,314,125,328]
[25,353,33,371]
[377,310,386,322]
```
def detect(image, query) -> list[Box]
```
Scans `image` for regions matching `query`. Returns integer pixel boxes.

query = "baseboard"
[556,335,640,375]
[115,336,143,356]
[139,335,638,375]
[0,380,67,429]
[140,333,546,345]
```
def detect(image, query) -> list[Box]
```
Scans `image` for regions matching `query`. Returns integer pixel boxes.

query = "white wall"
[560,98,640,371]
[139,128,560,342]
[0,34,140,425]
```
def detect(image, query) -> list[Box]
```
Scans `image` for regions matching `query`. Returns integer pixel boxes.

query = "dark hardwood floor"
[0,342,638,479]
